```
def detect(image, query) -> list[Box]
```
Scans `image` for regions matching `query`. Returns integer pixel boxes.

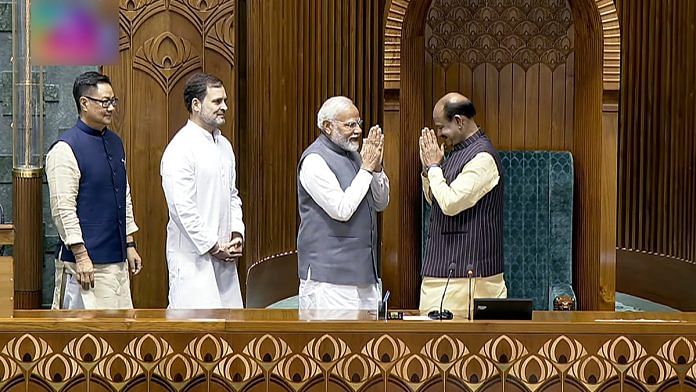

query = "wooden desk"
[0,224,13,246]
[0,224,13,317]
[0,310,694,391]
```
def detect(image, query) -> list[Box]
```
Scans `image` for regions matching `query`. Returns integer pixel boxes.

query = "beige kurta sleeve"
[46,142,84,246]
[125,177,139,236]
[425,152,500,216]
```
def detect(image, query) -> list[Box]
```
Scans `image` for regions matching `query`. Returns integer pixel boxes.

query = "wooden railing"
[0,224,14,317]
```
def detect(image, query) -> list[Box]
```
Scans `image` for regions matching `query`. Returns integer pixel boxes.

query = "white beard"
[329,132,359,152]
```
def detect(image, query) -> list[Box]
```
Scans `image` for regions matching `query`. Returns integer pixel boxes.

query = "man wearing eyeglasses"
[46,71,142,309]
[297,96,390,312]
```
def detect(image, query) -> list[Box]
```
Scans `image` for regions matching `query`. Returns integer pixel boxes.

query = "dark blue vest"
[50,119,128,264]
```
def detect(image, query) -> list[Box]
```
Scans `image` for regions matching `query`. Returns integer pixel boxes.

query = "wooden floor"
[0,310,694,391]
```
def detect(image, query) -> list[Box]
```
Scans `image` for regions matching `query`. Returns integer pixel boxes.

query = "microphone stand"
[428,262,456,320]
[379,290,391,320]
[467,266,474,320]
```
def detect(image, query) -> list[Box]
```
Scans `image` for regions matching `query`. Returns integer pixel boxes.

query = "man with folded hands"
[161,73,245,309]
[296,96,390,311]
[419,92,507,315]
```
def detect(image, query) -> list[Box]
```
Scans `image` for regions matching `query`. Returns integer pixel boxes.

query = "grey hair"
[316,96,354,130]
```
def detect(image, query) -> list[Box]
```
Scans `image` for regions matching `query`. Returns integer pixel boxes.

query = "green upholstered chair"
[422,151,576,310]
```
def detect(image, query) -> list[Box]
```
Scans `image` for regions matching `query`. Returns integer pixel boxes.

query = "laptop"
[473,298,533,320]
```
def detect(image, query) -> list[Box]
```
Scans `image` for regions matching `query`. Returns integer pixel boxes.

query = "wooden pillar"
[391,0,432,309]
[569,0,618,310]
[599,92,618,309]
[12,169,43,309]
[381,90,409,308]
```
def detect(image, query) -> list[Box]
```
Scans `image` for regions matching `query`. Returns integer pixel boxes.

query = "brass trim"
[12,168,43,178]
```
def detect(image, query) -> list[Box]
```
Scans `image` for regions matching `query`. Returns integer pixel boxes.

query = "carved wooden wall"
[99,0,631,311]
[104,0,238,308]
[104,0,385,307]
[616,0,696,310]
[241,0,384,287]
[424,0,576,150]
[382,0,620,310]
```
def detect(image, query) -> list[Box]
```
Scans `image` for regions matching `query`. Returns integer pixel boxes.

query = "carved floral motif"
[133,32,201,93]
[426,0,573,69]
[425,0,573,69]
[0,332,691,390]
[119,0,157,12]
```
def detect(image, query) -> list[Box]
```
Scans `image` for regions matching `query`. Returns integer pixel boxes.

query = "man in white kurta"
[297,96,389,311]
[161,73,245,309]
[298,151,390,310]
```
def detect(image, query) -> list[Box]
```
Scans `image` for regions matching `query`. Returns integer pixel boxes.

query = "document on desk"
[403,315,436,321]
[594,319,685,323]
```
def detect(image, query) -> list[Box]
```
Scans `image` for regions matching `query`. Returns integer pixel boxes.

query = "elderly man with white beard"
[296,96,390,312]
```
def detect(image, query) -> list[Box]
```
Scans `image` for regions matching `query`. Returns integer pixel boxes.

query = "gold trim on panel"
[12,168,43,178]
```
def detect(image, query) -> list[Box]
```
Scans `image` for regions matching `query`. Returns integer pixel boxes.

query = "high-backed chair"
[245,250,299,309]
[422,151,576,310]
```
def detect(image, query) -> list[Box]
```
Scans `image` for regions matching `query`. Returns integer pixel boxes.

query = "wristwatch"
[126,241,137,249]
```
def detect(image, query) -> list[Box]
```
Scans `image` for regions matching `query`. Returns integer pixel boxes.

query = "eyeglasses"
[84,96,119,108]
[332,118,363,129]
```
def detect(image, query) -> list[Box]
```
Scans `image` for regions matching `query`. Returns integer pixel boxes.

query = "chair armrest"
[549,283,577,311]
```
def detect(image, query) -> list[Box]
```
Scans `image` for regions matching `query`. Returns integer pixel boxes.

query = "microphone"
[379,290,391,320]
[467,264,474,320]
[428,262,456,320]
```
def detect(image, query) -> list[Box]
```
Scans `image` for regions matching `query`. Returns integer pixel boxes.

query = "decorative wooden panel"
[570,2,616,312]
[104,0,237,308]
[616,0,696,310]
[385,0,620,91]
[242,0,384,285]
[424,0,575,151]
[382,0,620,310]
[1,310,696,391]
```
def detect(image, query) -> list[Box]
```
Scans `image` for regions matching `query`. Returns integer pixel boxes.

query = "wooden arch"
[383,0,620,90]
[380,0,621,310]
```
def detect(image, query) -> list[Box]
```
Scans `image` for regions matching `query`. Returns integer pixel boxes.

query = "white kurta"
[161,120,245,309]
[297,153,390,311]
